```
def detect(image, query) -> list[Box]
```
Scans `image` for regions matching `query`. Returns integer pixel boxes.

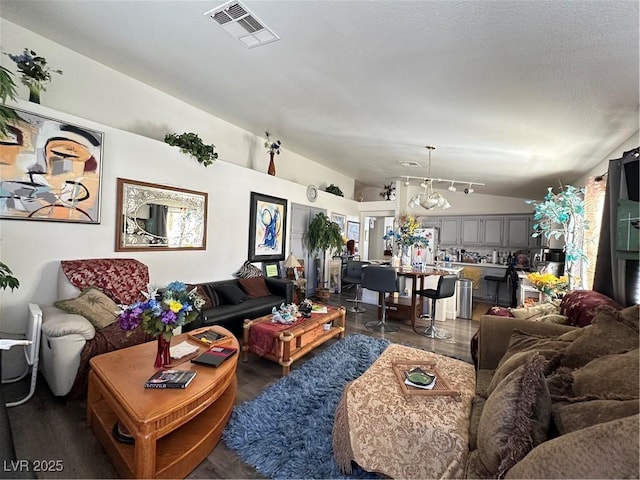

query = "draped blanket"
[61,258,150,398]
[333,344,476,479]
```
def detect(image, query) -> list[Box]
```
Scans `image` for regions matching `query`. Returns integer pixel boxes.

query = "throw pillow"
[505,415,640,479]
[233,261,263,279]
[559,289,623,327]
[214,283,249,305]
[536,313,570,324]
[552,399,640,435]
[509,300,561,320]
[239,276,271,298]
[557,328,584,342]
[561,306,639,368]
[487,349,562,397]
[571,349,639,398]
[54,286,119,329]
[476,354,551,478]
[186,284,214,310]
[498,330,569,367]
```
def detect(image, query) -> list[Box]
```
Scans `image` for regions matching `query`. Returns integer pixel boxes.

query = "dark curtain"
[593,147,639,306]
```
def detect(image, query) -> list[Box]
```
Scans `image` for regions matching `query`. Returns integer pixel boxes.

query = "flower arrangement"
[118,281,205,340]
[527,272,569,299]
[264,131,281,155]
[5,48,62,102]
[383,215,428,248]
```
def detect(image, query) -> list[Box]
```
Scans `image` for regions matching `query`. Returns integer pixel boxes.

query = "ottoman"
[333,344,475,479]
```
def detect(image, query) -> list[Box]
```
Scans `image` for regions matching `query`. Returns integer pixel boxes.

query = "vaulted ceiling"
[1,0,638,199]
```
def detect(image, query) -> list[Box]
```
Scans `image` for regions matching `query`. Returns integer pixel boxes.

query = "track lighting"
[404,177,411,187]
[464,184,474,194]
[448,182,456,192]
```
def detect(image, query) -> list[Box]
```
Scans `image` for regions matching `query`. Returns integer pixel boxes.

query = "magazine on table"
[191,345,238,367]
[144,369,197,389]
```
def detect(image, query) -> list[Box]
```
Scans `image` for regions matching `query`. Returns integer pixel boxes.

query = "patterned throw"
[61,258,149,304]
[333,344,476,479]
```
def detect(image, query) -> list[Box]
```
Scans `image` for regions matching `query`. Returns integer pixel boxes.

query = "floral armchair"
[39,259,150,398]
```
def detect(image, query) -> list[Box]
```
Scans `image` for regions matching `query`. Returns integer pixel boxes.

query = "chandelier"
[406,146,484,210]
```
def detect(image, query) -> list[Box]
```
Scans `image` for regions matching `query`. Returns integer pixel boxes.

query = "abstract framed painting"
[0,106,104,223]
[248,192,287,262]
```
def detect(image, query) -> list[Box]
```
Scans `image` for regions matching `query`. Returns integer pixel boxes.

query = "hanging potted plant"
[304,212,345,301]
[164,132,218,167]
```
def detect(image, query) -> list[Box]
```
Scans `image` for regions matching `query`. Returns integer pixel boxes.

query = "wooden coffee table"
[242,305,346,375]
[86,326,238,479]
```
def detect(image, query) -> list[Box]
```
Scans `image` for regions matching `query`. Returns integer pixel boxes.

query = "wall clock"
[306,185,318,202]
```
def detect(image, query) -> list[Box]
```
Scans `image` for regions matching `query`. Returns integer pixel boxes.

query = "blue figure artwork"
[260,207,280,250]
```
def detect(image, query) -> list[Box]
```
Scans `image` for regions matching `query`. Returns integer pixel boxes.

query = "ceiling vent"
[398,161,422,168]
[205,1,280,48]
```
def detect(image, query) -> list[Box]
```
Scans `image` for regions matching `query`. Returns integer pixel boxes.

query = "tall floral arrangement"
[5,48,62,103]
[526,185,588,290]
[383,215,428,248]
[118,281,204,341]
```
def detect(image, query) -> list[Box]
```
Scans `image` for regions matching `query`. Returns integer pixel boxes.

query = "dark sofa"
[186,277,293,338]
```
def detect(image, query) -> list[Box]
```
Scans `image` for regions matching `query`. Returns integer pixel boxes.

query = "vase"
[28,84,41,104]
[154,335,171,368]
[401,245,412,268]
[267,151,276,176]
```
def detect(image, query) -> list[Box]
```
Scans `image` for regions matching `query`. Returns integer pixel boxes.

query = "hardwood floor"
[5,293,488,479]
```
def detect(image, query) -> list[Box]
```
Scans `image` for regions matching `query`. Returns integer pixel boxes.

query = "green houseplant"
[164,132,218,167]
[0,65,19,136]
[325,184,344,197]
[0,261,19,291]
[304,212,345,300]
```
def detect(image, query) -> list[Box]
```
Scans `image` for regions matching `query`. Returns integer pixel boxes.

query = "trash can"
[456,279,473,319]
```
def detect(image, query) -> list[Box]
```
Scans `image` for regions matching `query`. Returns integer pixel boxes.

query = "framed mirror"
[115,178,208,251]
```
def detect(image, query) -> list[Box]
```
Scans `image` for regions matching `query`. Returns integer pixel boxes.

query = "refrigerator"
[411,228,438,266]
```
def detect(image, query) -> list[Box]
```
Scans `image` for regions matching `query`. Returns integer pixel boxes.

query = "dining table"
[373,267,453,327]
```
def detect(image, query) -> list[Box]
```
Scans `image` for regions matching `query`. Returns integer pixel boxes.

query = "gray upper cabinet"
[482,217,504,246]
[440,218,460,245]
[460,218,481,245]
[504,216,532,247]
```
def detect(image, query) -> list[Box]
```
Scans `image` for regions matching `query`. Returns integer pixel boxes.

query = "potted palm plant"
[305,212,345,301]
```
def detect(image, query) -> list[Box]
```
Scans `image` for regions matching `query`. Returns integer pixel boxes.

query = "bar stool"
[362,266,399,333]
[343,260,370,313]
[484,267,510,306]
[413,274,457,339]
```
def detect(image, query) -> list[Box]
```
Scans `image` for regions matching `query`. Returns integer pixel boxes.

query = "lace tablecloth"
[333,344,476,479]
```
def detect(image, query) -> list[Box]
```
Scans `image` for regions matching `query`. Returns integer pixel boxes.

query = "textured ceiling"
[1,0,638,199]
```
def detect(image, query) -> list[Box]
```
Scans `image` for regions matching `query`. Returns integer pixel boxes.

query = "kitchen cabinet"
[482,217,504,246]
[439,218,459,245]
[504,216,531,247]
[421,216,441,229]
[460,218,481,245]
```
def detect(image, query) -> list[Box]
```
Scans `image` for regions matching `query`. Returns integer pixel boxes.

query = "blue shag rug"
[222,333,391,479]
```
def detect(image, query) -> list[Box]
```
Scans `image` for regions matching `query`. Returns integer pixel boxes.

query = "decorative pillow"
[186,284,213,310]
[505,415,640,479]
[214,283,249,305]
[619,303,640,332]
[561,306,639,368]
[54,286,119,329]
[557,328,584,342]
[552,399,640,435]
[499,330,569,366]
[239,276,271,298]
[535,313,570,324]
[485,305,514,317]
[233,261,263,279]
[476,354,551,478]
[509,300,560,320]
[559,290,623,327]
[571,349,639,398]
[487,349,562,396]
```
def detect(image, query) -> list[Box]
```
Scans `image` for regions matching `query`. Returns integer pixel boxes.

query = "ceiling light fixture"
[404,146,485,210]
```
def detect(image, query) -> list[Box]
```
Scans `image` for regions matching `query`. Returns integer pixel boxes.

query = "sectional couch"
[467,300,639,478]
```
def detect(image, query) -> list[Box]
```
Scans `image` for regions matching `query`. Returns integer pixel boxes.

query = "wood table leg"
[242,318,251,361]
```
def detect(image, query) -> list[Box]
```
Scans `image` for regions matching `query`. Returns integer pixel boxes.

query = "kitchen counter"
[451,261,508,269]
